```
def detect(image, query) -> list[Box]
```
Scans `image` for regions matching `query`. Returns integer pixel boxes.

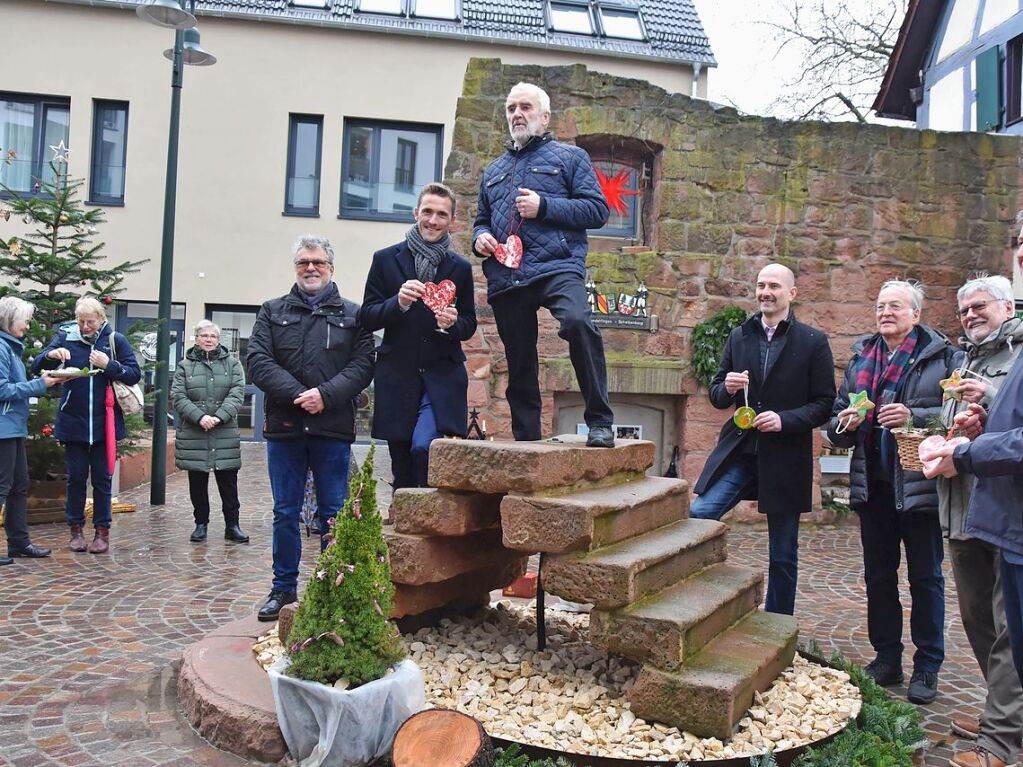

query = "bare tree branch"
[761,0,907,122]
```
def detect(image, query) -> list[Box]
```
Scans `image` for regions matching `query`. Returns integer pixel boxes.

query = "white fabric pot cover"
[267,657,426,767]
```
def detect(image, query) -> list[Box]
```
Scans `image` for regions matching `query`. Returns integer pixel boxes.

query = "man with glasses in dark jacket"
[247,235,375,621]
[472,82,615,447]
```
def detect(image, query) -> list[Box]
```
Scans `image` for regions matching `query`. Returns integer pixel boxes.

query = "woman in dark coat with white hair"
[0,296,60,563]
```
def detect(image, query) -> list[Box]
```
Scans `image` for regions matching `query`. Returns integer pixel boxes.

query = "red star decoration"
[595,166,641,217]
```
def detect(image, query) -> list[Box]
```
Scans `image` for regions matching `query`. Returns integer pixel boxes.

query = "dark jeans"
[187,469,240,525]
[0,437,31,551]
[389,391,440,490]
[1002,554,1023,689]
[857,483,945,673]
[64,441,112,529]
[689,456,800,615]
[266,436,351,593]
[491,272,613,440]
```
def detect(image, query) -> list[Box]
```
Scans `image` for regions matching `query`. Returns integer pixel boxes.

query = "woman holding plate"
[33,297,141,555]
[826,279,960,705]
[0,297,61,564]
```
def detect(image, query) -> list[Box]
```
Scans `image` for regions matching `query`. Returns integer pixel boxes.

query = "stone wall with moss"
[444,58,1020,516]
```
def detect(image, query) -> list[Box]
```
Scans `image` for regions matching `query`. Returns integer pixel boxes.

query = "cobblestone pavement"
[0,443,1009,766]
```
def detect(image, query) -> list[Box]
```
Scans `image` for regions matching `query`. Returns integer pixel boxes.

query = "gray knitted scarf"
[406,224,448,283]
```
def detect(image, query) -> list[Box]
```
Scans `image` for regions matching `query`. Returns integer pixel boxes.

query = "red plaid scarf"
[852,328,918,446]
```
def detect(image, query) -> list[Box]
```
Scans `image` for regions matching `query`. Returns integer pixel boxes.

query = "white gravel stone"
[254,603,860,762]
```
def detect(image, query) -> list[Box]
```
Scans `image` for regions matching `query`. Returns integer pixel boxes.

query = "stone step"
[542,518,727,608]
[501,476,690,553]
[588,562,762,670]
[385,528,520,586]
[627,610,799,740]
[391,557,527,619]
[427,435,654,495]
[391,488,502,537]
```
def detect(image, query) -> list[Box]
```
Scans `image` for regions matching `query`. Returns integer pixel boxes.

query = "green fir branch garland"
[691,306,748,388]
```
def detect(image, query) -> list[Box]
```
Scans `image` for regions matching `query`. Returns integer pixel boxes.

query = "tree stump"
[392,709,494,767]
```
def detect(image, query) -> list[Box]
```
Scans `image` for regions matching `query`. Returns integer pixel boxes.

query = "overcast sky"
[691,0,800,116]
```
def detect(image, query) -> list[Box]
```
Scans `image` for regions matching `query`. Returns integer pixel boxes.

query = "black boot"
[224,525,249,543]
[258,590,297,621]
[189,523,208,542]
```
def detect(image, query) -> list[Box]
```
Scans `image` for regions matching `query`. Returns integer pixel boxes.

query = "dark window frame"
[283,113,324,217]
[1007,34,1023,125]
[87,99,129,206]
[589,159,641,238]
[0,91,71,199]
[339,118,443,223]
[577,134,659,246]
[596,2,646,41]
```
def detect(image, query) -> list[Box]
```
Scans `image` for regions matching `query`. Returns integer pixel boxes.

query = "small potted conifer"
[267,446,425,767]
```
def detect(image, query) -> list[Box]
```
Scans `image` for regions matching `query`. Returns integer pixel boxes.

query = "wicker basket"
[892,428,929,472]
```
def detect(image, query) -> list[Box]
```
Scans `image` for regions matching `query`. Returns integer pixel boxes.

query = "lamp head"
[163,27,217,66]
[136,0,195,29]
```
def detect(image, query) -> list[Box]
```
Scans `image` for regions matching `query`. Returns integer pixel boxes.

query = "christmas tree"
[286,445,406,686]
[0,148,149,477]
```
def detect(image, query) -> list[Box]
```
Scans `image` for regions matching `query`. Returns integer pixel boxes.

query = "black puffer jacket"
[827,324,962,513]
[247,283,374,441]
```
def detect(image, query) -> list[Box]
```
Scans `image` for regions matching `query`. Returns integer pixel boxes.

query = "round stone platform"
[177,613,287,763]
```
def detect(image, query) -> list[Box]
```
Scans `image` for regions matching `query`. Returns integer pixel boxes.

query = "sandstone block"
[391,488,502,536]
[500,476,688,553]
[588,562,762,670]
[391,557,527,618]
[178,633,287,763]
[386,528,518,586]
[543,518,727,608]
[427,435,654,494]
[627,610,798,739]
[277,603,298,646]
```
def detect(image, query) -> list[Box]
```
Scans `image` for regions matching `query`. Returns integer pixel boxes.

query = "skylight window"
[550,2,594,35]
[600,7,644,40]
[414,0,457,20]
[359,0,403,15]
[292,0,329,6]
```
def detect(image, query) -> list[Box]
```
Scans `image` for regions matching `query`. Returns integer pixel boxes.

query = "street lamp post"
[137,0,215,505]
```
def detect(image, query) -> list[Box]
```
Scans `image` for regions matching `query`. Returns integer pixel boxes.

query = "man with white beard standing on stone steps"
[472,81,615,448]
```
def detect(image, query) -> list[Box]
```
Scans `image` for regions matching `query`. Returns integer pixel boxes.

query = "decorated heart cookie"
[422,279,456,314]
[494,234,523,269]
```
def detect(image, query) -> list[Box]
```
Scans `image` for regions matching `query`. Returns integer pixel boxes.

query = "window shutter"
[976,45,1003,131]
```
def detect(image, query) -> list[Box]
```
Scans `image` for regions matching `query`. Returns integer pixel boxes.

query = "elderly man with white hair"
[827,279,961,706]
[472,81,614,447]
[937,275,1023,767]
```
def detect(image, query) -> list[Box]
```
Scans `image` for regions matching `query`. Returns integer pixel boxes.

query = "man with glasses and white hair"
[247,235,375,621]
[937,275,1023,767]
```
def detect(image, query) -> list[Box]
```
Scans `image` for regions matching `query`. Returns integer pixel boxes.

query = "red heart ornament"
[494,234,523,269]
[422,279,456,314]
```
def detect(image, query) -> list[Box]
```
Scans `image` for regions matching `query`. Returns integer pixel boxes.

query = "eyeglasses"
[875,302,909,314]
[955,299,1000,318]
[294,259,331,270]
[197,333,219,339]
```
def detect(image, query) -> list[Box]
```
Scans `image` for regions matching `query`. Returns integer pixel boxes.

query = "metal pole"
[149,26,184,505]
[536,553,546,651]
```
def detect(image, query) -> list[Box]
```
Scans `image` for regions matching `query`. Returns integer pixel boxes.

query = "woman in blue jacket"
[33,297,141,554]
[0,297,60,564]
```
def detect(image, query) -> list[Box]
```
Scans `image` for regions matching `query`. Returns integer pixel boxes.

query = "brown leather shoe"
[87,527,109,554]
[950,714,980,739]
[950,745,1007,767]
[69,525,87,553]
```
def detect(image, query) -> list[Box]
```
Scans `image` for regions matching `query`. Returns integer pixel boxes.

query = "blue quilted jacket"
[472,133,609,300]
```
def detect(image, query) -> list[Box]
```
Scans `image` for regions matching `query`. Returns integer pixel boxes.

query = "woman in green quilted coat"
[171,320,248,544]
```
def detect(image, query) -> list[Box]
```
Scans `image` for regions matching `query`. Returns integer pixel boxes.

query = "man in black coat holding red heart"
[361,182,477,489]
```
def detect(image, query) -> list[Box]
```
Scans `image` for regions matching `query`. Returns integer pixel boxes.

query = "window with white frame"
[358,0,403,14]
[549,1,594,34]
[599,5,644,40]
[413,0,457,20]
